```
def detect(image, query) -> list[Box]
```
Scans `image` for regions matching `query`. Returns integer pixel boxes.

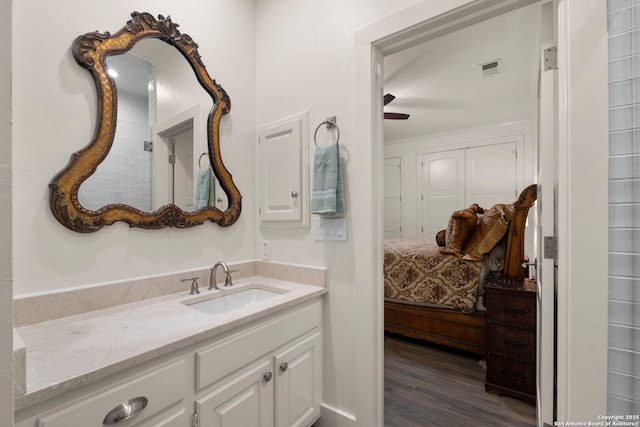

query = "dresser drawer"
[486,324,535,361]
[485,294,535,328]
[486,355,535,397]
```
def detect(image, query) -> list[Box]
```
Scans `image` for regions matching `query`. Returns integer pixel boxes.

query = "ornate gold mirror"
[50,11,242,232]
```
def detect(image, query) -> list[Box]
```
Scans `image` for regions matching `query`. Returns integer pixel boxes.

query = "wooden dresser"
[484,277,537,406]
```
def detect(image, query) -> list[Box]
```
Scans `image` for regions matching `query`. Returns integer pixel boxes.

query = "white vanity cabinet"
[15,297,322,427]
[195,300,322,427]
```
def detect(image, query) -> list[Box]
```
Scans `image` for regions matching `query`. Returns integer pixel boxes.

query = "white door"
[537,2,557,424]
[420,150,465,239]
[172,127,194,211]
[465,142,518,208]
[384,156,402,238]
[258,117,304,223]
[196,359,274,427]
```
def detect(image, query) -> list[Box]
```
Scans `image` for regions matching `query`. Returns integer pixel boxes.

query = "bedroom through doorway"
[380,1,552,425]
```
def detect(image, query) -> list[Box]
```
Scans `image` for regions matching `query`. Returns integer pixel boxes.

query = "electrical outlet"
[261,241,271,261]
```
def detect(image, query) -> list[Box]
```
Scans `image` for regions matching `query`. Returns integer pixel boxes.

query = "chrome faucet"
[209,261,237,290]
[181,277,200,295]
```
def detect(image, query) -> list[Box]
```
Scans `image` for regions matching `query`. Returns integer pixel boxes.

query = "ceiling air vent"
[481,59,500,77]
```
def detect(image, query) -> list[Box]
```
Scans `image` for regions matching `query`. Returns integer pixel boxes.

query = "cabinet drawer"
[38,359,186,427]
[486,355,535,396]
[486,324,535,361]
[485,294,535,328]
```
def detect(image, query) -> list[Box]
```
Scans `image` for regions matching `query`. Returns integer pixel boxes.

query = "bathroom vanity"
[14,271,325,427]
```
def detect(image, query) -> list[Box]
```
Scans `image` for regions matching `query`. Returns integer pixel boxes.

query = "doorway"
[360,2,556,426]
[153,106,203,211]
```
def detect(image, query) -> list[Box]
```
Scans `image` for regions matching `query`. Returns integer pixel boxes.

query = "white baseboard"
[315,402,356,427]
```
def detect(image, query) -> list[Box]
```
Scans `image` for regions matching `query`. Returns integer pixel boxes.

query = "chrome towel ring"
[314,117,340,146]
[198,152,208,169]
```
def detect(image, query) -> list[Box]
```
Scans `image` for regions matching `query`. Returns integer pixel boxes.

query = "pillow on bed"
[463,203,514,261]
[439,203,484,256]
[436,229,446,247]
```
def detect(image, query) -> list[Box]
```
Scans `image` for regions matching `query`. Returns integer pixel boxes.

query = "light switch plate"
[314,217,347,241]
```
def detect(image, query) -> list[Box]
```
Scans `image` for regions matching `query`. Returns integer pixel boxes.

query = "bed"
[383,184,537,355]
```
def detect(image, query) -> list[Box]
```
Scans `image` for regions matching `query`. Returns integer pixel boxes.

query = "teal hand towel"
[311,143,345,215]
[194,168,215,210]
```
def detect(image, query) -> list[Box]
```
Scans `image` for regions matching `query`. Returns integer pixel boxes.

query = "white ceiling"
[382,3,541,142]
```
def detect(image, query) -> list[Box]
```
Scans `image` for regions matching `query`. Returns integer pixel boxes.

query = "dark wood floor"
[384,333,536,427]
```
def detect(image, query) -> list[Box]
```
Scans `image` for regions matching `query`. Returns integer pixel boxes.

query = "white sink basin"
[185,287,283,315]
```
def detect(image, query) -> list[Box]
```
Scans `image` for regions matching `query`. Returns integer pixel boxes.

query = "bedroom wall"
[383,120,534,247]
[11,0,257,296]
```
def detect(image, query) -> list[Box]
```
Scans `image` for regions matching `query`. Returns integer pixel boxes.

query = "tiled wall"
[78,55,153,211]
[608,0,640,414]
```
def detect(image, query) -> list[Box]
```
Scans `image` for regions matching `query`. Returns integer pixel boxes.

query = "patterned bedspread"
[384,239,482,313]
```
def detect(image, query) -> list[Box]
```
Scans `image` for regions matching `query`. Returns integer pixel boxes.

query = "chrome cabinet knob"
[291,191,298,198]
[280,362,288,372]
[263,371,273,382]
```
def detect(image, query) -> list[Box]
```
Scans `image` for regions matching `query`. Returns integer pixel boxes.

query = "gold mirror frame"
[49,11,242,232]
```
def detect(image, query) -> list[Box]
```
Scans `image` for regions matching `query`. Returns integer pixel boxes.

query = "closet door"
[384,156,402,239]
[419,150,465,240]
[465,142,518,208]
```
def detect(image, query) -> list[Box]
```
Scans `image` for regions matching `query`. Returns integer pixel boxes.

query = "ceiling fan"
[383,94,410,120]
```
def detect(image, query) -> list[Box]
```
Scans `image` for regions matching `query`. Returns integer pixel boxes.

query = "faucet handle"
[181,277,200,295]
[224,269,238,287]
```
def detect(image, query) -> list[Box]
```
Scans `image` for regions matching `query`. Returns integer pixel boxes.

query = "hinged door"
[464,142,517,208]
[274,332,321,427]
[196,359,274,427]
[420,150,465,239]
[384,156,403,238]
[258,113,309,227]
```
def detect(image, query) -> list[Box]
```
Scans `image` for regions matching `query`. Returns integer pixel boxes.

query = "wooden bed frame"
[384,184,538,355]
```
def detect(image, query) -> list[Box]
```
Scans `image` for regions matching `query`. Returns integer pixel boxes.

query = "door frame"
[153,105,202,210]
[354,0,608,425]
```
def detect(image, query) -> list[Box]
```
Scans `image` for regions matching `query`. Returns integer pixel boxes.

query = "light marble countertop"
[14,276,326,411]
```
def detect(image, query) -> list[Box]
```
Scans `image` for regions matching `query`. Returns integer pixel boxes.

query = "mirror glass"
[49,12,240,232]
[77,39,227,213]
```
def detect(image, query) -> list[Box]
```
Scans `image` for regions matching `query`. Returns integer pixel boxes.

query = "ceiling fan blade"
[383,93,396,106]
[384,112,410,120]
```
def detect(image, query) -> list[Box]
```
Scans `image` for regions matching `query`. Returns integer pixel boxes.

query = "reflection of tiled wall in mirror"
[78,54,153,212]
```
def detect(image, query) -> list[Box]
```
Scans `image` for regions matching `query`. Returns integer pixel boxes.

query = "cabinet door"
[420,150,465,239]
[274,332,321,427]
[384,156,403,239]
[258,114,308,226]
[196,359,274,427]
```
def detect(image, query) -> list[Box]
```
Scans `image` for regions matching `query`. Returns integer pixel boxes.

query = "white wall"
[384,120,534,241]
[255,1,423,424]
[1,0,13,422]
[12,0,256,296]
